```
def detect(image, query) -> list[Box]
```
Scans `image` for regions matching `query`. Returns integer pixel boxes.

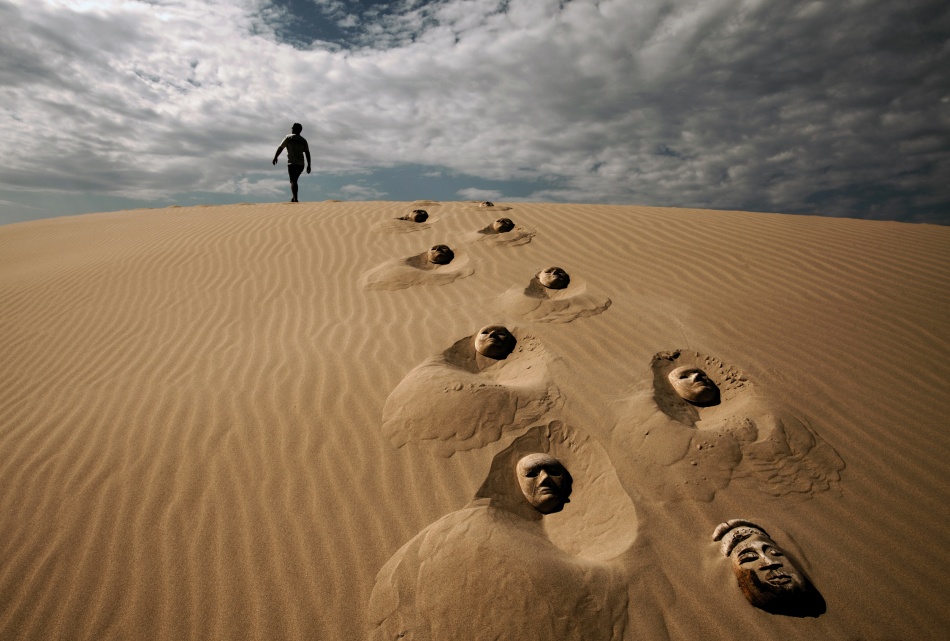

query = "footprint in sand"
[494,267,611,323]
[372,207,438,234]
[473,201,512,211]
[610,350,845,502]
[469,217,536,247]
[360,244,474,290]
[381,326,561,456]
[366,422,632,641]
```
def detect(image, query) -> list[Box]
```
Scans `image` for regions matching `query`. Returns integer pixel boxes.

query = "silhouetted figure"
[272,123,311,202]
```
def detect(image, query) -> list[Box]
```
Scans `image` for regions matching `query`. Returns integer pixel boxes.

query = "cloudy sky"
[1,0,948,225]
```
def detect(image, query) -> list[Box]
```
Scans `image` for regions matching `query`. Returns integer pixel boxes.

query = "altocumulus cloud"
[0,0,948,223]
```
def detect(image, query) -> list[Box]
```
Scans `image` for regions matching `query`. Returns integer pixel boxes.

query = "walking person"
[273,123,311,202]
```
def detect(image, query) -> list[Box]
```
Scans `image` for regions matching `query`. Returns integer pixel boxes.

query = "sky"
[1,0,948,226]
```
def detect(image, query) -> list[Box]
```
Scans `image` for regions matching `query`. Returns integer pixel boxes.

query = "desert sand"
[0,201,948,640]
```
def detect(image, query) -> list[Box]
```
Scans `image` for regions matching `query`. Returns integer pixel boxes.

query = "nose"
[759,552,783,569]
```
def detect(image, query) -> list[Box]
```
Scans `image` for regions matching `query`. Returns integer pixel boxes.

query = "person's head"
[473,324,516,359]
[480,201,494,207]
[409,209,428,222]
[516,453,572,514]
[492,218,515,233]
[538,266,570,290]
[713,520,808,611]
[291,123,303,134]
[667,365,719,404]
[427,244,454,265]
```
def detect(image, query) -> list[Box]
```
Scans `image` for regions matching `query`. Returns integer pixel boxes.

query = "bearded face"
[731,534,808,610]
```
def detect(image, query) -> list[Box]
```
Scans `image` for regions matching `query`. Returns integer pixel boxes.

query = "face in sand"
[492,218,515,233]
[427,245,454,265]
[473,324,516,359]
[731,533,807,609]
[667,366,719,404]
[516,454,572,514]
[408,209,428,222]
[538,267,570,290]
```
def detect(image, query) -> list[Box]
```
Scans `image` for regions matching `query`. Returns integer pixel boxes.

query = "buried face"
[516,453,573,514]
[408,209,428,222]
[667,366,720,404]
[492,218,515,233]
[538,266,570,290]
[427,244,454,265]
[731,534,808,609]
[473,324,516,359]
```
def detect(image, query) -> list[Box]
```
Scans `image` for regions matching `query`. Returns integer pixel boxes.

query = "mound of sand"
[0,201,947,641]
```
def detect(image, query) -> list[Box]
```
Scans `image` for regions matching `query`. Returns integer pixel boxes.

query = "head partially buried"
[408,209,428,222]
[492,218,515,233]
[713,520,809,612]
[516,453,573,515]
[667,365,720,405]
[427,244,454,265]
[473,324,516,359]
[538,266,570,290]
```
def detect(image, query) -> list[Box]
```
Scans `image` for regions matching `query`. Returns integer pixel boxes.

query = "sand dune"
[0,201,948,640]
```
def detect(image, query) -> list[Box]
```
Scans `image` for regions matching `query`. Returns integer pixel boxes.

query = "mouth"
[765,574,792,586]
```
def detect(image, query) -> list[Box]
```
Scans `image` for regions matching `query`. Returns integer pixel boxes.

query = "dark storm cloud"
[0,0,947,222]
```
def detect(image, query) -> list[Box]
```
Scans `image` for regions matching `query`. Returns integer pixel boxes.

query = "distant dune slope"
[0,202,947,640]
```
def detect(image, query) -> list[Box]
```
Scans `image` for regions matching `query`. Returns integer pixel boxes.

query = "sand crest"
[381,329,561,456]
[494,269,612,322]
[610,350,844,502]
[359,246,474,290]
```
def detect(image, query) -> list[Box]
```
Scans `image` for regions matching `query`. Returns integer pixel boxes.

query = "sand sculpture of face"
[408,209,428,222]
[427,244,454,265]
[538,267,570,290]
[473,324,516,359]
[516,453,573,515]
[713,520,808,611]
[668,366,720,404]
[492,218,515,233]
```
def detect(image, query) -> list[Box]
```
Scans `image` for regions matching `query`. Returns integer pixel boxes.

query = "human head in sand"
[492,218,515,233]
[538,267,570,290]
[407,209,428,223]
[427,244,454,265]
[713,520,808,612]
[516,453,572,514]
[473,324,516,359]
[668,365,720,404]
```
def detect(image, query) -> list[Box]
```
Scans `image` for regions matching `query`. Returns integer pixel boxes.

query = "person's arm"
[272,139,287,165]
[304,142,312,173]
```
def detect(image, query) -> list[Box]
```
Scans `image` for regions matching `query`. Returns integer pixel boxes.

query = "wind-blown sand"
[0,201,947,640]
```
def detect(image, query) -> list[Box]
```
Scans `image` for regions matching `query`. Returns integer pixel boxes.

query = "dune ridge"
[0,201,948,640]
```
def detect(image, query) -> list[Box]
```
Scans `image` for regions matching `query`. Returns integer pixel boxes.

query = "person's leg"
[288,164,304,202]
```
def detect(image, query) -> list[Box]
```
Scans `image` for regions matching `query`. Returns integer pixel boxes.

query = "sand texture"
[0,201,948,640]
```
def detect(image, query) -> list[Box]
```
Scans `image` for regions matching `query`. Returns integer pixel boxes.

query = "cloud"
[336,183,386,199]
[457,187,501,200]
[0,0,947,222]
